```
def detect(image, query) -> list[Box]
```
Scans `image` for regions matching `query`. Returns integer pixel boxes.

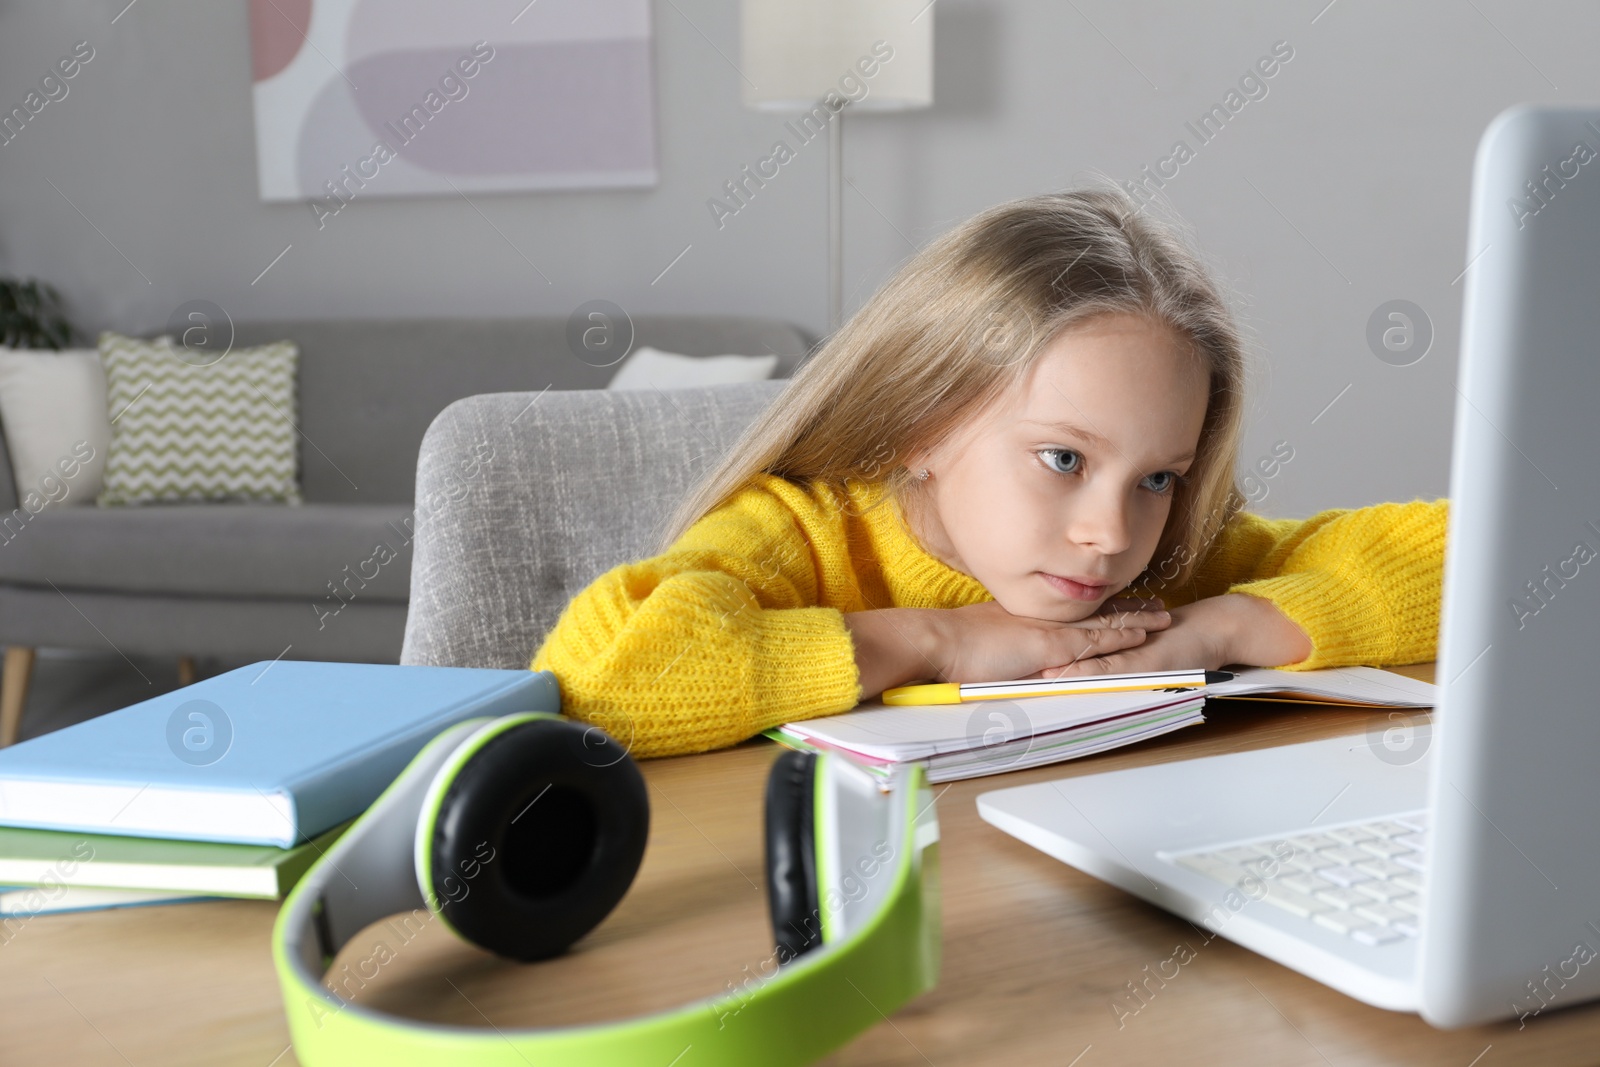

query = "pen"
[880,668,1234,706]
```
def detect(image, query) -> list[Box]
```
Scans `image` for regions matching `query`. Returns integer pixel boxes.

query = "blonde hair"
[654,182,1253,592]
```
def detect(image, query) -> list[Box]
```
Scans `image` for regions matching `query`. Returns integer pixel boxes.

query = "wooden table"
[5,662,1599,1065]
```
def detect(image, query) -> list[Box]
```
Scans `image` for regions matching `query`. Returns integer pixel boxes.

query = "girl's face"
[903,312,1210,622]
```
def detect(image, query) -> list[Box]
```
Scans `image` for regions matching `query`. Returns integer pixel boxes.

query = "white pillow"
[606,346,779,391]
[0,347,111,512]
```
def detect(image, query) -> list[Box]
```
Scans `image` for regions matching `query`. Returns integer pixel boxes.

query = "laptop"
[976,102,1600,1030]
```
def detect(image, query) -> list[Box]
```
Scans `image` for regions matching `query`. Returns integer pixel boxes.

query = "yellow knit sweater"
[530,474,1448,758]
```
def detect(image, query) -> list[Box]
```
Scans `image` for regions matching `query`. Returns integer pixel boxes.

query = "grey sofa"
[0,316,811,744]
[400,380,787,672]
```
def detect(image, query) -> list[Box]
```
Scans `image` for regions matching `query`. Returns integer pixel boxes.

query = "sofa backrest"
[0,315,812,512]
[233,315,812,504]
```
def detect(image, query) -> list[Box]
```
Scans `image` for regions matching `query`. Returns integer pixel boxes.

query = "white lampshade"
[740,0,933,112]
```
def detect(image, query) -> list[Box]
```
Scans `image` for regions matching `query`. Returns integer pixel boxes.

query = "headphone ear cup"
[764,749,821,964]
[426,717,648,962]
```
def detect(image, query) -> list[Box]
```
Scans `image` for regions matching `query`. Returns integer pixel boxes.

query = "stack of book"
[768,666,1438,784]
[0,660,560,919]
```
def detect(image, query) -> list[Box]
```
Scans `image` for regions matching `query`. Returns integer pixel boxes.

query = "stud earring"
[917,468,930,481]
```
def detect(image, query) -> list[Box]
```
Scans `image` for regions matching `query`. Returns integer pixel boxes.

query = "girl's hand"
[925,598,1173,685]
[1035,592,1313,678]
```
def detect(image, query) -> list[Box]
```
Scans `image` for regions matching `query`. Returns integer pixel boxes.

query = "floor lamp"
[740,1,933,332]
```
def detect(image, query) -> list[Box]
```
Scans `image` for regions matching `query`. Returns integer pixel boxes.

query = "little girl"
[532,186,1448,758]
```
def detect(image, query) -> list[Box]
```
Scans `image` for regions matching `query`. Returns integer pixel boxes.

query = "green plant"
[0,277,74,350]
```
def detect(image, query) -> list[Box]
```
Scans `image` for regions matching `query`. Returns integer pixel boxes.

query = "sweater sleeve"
[1158,498,1449,671]
[529,487,864,758]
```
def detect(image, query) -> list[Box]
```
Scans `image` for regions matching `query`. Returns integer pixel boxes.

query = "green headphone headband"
[272,713,941,1065]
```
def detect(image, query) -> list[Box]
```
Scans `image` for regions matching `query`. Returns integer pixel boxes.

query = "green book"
[0,820,351,899]
[0,884,215,917]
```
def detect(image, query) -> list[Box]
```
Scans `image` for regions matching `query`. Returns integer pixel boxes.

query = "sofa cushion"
[606,346,779,390]
[0,503,414,603]
[0,347,111,511]
[97,331,303,505]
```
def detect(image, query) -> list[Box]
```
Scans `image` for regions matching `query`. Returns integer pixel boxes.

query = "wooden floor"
[4,648,245,742]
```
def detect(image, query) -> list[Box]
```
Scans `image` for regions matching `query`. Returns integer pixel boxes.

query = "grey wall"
[1,1,1595,516]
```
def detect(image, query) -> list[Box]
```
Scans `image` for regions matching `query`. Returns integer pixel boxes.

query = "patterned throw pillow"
[96,330,302,505]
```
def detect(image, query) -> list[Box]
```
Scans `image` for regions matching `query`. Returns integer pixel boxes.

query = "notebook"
[0,661,560,846]
[769,666,1436,783]
[0,819,351,898]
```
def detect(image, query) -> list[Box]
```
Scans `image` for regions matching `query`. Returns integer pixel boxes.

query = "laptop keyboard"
[1161,810,1428,947]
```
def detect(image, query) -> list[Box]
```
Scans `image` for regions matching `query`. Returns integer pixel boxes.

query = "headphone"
[272,694,941,1065]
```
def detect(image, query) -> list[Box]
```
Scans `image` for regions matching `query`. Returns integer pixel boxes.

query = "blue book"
[0,661,559,847]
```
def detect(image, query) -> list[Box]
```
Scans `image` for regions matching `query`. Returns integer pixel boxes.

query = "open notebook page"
[1207,666,1436,707]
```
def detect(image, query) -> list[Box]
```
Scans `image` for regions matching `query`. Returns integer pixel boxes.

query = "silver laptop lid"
[1422,103,1600,1028]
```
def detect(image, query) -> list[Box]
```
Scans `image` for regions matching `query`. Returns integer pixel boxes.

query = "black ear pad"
[764,749,821,964]
[429,717,649,962]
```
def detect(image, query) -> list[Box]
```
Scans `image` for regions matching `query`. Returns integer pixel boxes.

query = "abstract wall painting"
[248,0,658,205]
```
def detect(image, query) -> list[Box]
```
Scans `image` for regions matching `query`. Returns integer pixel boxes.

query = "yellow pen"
[881,668,1233,706]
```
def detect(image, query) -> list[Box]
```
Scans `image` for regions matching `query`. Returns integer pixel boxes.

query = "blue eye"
[1145,471,1180,494]
[1038,449,1185,495]
[1039,448,1081,476]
